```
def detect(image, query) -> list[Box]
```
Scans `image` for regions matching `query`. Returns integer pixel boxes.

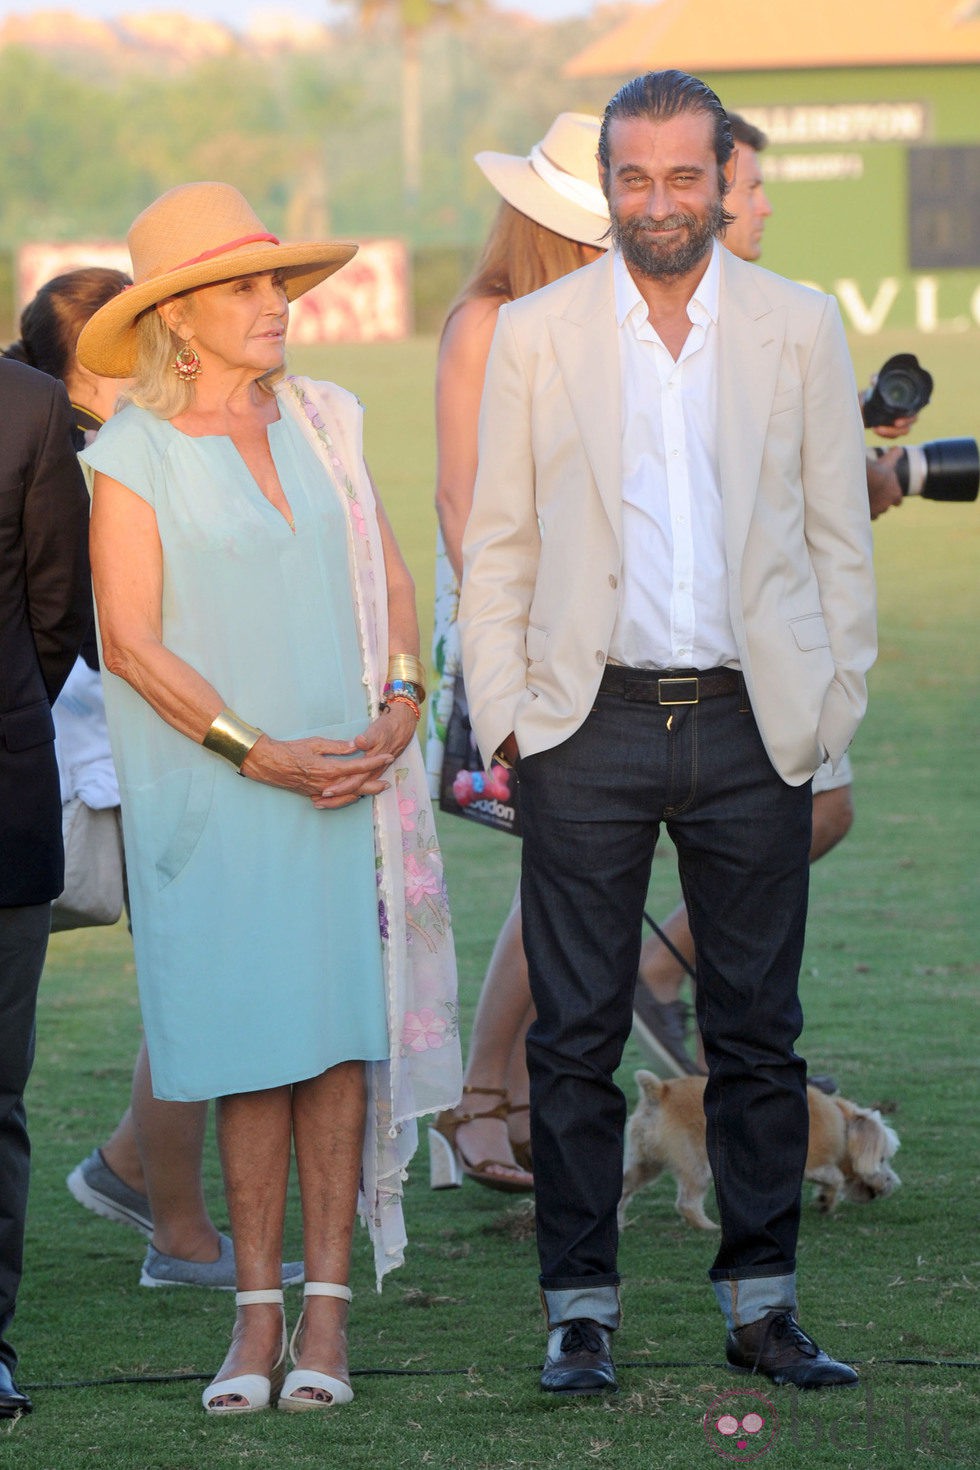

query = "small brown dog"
[620,1071,900,1230]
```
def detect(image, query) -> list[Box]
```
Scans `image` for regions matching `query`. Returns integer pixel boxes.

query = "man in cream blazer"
[460,71,875,1396]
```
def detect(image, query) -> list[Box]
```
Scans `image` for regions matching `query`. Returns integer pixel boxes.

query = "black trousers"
[516,681,812,1294]
[0,904,50,1375]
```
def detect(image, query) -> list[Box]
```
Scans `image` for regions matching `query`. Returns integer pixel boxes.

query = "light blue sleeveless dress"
[81,401,388,1101]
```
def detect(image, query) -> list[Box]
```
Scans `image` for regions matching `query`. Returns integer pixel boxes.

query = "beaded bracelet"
[384,692,421,721]
[383,677,424,707]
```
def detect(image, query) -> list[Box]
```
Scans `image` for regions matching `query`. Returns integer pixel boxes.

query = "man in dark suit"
[0,356,91,1417]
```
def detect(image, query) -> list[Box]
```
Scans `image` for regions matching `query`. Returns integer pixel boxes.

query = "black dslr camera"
[863,353,978,504]
[861,353,933,428]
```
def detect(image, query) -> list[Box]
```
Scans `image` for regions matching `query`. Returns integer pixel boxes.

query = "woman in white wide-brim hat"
[78,182,460,1414]
[424,115,609,1194]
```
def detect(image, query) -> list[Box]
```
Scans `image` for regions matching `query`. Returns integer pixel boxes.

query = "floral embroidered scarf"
[281,375,461,1287]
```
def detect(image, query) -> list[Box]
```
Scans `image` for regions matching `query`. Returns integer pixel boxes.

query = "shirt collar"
[614,238,721,331]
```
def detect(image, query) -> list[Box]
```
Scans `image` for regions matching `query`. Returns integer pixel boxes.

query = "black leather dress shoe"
[726,1311,859,1389]
[540,1318,618,1396]
[0,1361,33,1418]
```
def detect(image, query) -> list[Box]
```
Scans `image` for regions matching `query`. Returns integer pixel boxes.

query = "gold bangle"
[388,654,425,683]
[387,654,425,696]
[202,708,264,770]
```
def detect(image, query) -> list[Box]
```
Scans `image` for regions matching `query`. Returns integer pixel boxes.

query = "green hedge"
[0,251,15,345]
[412,243,479,335]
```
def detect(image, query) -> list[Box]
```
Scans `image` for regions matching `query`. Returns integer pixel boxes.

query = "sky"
[0,0,599,25]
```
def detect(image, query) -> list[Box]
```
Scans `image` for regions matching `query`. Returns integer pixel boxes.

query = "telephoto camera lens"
[895,438,979,502]
[861,354,934,429]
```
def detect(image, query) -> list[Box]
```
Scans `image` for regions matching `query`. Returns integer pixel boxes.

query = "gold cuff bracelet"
[202,708,264,770]
[387,654,426,699]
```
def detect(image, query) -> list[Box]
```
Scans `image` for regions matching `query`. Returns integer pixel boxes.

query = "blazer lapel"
[716,250,786,566]
[547,255,624,547]
[540,251,787,561]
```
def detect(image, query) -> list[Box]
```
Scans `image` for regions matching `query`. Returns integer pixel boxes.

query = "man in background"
[0,357,90,1417]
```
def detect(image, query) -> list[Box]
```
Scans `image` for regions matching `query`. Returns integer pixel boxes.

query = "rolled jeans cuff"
[541,1284,622,1331]
[711,1271,798,1331]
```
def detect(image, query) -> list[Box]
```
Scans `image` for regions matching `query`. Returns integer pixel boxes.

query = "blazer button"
[595,650,605,665]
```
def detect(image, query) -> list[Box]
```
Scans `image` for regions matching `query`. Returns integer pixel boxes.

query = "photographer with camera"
[862,354,978,509]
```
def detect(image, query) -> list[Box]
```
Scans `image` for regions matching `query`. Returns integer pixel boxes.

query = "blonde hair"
[124,298,283,419]
[446,200,600,325]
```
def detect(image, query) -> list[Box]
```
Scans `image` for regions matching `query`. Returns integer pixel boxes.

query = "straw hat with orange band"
[77,181,357,378]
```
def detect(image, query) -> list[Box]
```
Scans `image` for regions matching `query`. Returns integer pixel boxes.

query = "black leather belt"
[599,665,744,706]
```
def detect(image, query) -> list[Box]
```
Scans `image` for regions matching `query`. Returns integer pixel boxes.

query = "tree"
[345,0,481,215]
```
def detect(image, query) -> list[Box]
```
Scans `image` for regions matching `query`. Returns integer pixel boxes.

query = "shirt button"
[608,574,618,589]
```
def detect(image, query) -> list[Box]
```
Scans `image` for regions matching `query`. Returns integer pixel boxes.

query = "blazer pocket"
[770,386,803,417]
[0,700,55,751]
[526,624,549,663]
[790,612,830,651]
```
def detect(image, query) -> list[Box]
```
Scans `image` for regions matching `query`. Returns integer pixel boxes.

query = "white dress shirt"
[608,240,739,671]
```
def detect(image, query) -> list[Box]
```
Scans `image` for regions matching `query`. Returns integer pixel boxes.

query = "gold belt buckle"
[658,676,699,706]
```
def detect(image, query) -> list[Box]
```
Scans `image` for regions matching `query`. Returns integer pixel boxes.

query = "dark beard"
[611,199,726,280]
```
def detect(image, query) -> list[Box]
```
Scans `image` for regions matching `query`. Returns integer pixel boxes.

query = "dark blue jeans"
[516,681,812,1297]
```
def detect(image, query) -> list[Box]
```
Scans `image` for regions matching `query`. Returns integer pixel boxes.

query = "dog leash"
[643,909,698,981]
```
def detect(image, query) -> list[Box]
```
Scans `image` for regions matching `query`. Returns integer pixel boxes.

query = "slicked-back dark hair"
[598,69,735,208]
[728,112,769,153]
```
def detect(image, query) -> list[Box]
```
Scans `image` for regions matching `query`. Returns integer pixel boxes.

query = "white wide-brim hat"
[77,181,358,377]
[475,112,610,248]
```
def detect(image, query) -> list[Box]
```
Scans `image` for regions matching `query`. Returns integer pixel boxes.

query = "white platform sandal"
[278,1282,354,1412]
[201,1288,286,1414]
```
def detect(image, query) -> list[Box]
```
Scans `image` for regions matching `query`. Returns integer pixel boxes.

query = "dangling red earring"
[173,344,202,381]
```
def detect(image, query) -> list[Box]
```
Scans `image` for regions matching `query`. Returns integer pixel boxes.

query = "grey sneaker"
[140,1233,304,1290]
[632,986,704,1077]
[67,1149,153,1237]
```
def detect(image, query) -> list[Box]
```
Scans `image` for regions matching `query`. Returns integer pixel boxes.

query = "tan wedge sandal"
[428,1085,534,1193]
[507,1101,533,1174]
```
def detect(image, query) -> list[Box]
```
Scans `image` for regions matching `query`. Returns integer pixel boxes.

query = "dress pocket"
[155,766,215,889]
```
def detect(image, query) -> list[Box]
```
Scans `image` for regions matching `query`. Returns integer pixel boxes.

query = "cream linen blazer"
[458,248,876,787]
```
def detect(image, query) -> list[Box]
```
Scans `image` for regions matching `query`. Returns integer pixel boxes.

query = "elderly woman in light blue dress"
[77,183,460,1415]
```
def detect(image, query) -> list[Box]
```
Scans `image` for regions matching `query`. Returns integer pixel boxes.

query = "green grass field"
[3,331,978,1468]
